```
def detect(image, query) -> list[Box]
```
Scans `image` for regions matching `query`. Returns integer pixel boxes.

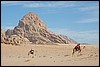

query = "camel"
[28,49,34,58]
[72,46,86,57]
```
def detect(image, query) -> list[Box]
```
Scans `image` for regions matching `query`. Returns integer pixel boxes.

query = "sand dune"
[1,43,99,66]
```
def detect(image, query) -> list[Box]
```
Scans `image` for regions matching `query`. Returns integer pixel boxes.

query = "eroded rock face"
[1,29,6,43]
[13,12,67,44]
[4,35,30,45]
[2,12,77,45]
[60,35,77,44]
[5,29,13,38]
[1,28,30,45]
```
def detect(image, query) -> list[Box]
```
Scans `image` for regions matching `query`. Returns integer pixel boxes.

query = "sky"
[1,1,99,45]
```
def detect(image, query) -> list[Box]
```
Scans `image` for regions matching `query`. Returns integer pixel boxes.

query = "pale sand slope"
[1,43,99,66]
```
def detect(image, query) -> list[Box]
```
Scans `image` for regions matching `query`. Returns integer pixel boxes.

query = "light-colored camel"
[28,49,34,58]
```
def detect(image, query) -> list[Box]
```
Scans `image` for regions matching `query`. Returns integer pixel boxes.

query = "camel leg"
[77,49,82,56]
[72,49,76,57]
[72,52,74,57]
[78,49,82,55]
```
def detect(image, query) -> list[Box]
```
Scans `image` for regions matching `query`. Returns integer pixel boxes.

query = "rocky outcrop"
[5,29,13,38]
[13,12,67,44]
[60,35,77,44]
[3,35,30,45]
[1,12,77,45]
[1,28,30,45]
[1,29,6,43]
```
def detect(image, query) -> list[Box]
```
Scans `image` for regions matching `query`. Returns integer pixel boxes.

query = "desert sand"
[1,43,99,66]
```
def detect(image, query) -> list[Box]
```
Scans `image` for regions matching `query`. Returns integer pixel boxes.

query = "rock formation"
[1,29,6,43]
[5,35,30,45]
[1,28,30,45]
[1,12,77,45]
[5,29,13,38]
[60,35,77,44]
[13,12,67,44]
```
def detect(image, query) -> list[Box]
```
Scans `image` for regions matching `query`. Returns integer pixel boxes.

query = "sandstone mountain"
[1,12,77,45]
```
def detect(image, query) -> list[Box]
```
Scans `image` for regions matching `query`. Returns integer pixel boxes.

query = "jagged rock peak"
[25,12,37,16]
[19,12,47,29]
[21,12,38,20]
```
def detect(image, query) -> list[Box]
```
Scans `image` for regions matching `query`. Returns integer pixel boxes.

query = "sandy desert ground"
[1,43,99,66]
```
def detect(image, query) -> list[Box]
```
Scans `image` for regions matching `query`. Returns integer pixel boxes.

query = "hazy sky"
[1,1,99,45]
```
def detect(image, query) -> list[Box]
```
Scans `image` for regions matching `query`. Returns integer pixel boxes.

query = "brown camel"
[72,45,86,57]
